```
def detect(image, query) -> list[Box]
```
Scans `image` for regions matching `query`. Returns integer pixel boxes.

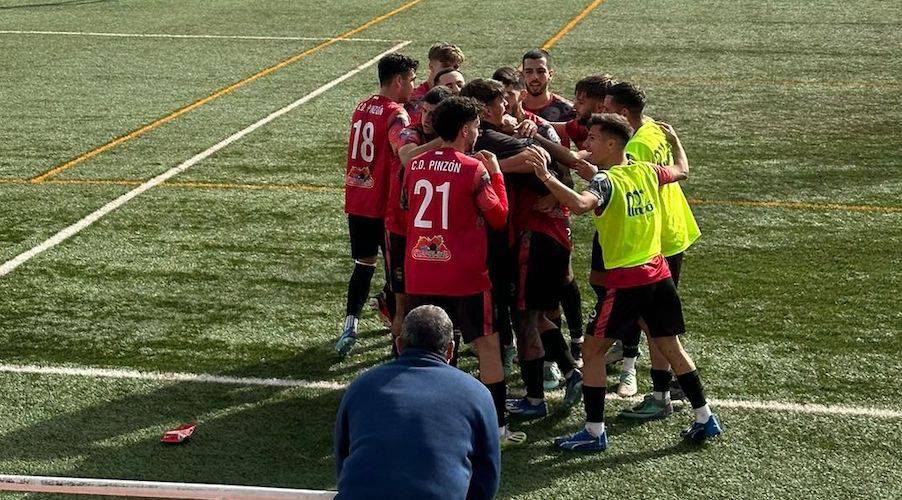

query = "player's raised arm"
[657,121,689,182]
[532,154,600,215]
[473,150,509,229]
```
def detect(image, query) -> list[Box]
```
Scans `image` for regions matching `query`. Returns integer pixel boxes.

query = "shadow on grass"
[3,366,345,493]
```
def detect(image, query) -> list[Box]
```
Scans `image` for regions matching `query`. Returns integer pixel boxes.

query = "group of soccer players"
[337,42,723,451]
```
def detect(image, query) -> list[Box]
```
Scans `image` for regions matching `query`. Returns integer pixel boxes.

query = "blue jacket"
[334,348,500,499]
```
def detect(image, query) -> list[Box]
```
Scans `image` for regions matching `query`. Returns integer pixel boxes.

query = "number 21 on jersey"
[413,179,450,230]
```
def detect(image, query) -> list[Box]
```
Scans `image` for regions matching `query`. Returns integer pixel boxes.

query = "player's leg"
[338,215,383,358]
[508,309,547,419]
[644,278,722,442]
[461,291,526,448]
[386,231,407,356]
[557,285,640,451]
[560,261,584,362]
[488,231,516,377]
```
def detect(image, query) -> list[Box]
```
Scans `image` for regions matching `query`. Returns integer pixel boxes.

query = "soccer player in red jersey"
[405,42,465,123]
[552,74,612,152]
[403,96,525,448]
[535,113,721,451]
[492,67,558,143]
[384,86,453,349]
[336,53,418,359]
[521,50,575,141]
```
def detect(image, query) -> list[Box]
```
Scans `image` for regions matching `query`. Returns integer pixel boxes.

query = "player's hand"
[576,149,592,160]
[514,119,538,139]
[474,150,500,174]
[534,194,557,213]
[500,114,518,134]
[529,144,551,166]
[527,146,550,179]
[657,121,680,145]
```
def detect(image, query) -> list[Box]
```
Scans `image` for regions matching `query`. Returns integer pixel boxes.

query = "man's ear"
[444,339,455,363]
[548,68,555,80]
[394,335,404,355]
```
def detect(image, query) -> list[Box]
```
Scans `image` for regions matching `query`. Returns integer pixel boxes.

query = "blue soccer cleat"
[681,414,723,443]
[506,397,548,420]
[555,427,608,452]
[561,369,583,411]
[335,316,358,359]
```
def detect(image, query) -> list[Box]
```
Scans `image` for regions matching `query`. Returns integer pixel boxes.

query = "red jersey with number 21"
[404,148,508,296]
[344,94,406,218]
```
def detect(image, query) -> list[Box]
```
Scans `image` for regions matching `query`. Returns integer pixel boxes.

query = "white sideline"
[0,40,411,279]
[0,29,402,43]
[1,363,900,419]
[0,474,334,499]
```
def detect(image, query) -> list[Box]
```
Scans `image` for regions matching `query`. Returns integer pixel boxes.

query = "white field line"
[1,363,900,419]
[0,29,403,43]
[0,40,411,279]
[0,474,334,499]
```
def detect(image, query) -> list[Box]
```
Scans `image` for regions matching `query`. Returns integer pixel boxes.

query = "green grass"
[0,0,900,498]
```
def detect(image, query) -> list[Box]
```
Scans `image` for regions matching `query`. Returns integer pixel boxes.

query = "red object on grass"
[160,423,197,444]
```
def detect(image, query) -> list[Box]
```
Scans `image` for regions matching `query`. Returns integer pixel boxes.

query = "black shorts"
[587,278,685,340]
[665,252,684,287]
[517,231,570,312]
[385,231,406,294]
[591,231,605,273]
[406,291,493,344]
[347,215,385,260]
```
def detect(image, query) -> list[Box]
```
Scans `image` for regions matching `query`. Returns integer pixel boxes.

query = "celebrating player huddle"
[337,43,723,452]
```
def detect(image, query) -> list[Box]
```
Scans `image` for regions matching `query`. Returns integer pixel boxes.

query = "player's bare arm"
[398,136,442,166]
[498,145,549,174]
[657,121,689,181]
[532,156,598,215]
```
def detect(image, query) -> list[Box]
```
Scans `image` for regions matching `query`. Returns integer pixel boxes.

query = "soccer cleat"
[681,414,723,443]
[502,344,517,379]
[619,394,674,420]
[569,338,584,368]
[617,369,638,397]
[555,428,608,452]
[543,362,564,391]
[500,428,527,449]
[506,397,548,420]
[335,316,358,359]
[561,369,583,410]
[605,340,624,365]
[369,292,392,328]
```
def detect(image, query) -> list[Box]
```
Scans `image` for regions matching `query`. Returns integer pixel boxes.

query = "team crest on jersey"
[346,166,374,188]
[411,235,451,262]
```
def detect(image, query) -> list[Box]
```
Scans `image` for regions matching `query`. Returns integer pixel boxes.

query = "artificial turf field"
[0,0,900,498]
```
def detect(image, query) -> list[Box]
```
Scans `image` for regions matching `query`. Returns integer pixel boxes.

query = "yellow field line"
[28,0,423,184]
[688,198,902,214]
[542,0,606,50]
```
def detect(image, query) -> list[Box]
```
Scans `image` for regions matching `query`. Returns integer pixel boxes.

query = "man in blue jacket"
[334,305,501,499]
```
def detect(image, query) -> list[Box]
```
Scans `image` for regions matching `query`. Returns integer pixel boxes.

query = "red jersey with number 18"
[344,94,407,219]
[404,148,508,296]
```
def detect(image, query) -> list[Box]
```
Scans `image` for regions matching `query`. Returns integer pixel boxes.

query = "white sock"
[343,315,358,331]
[695,404,712,423]
[527,397,544,406]
[622,357,637,373]
[585,421,605,437]
[499,425,507,436]
[654,390,670,401]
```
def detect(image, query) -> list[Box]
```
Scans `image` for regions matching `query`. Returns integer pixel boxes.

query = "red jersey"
[563,119,588,150]
[404,82,431,125]
[522,110,549,125]
[386,124,435,236]
[344,95,408,219]
[404,148,508,296]
[515,187,572,250]
[523,93,575,147]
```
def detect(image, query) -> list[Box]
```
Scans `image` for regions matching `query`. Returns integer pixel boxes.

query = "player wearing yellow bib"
[533,113,721,451]
[601,82,702,407]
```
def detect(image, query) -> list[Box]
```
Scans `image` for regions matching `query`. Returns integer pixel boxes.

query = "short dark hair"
[587,113,634,146]
[575,74,613,100]
[492,67,524,90]
[432,96,482,141]
[433,68,461,86]
[378,53,419,86]
[427,42,465,66]
[401,305,453,354]
[423,85,453,106]
[459,78,505,106]
[522,49,550,65]
[606,81,646,115]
